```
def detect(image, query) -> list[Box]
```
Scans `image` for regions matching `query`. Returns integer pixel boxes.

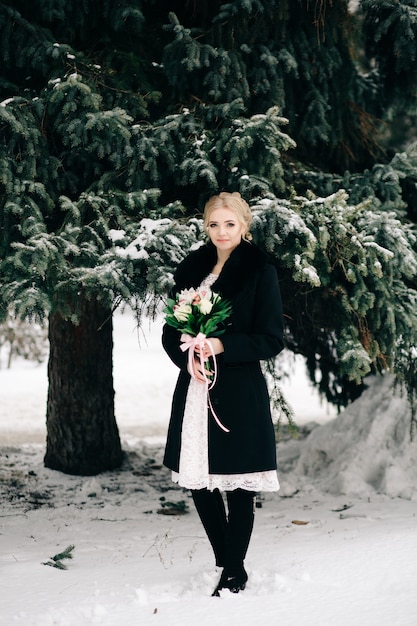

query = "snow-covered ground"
[1,312,416,625]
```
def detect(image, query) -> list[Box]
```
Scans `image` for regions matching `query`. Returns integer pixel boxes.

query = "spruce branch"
[42,545,75,570]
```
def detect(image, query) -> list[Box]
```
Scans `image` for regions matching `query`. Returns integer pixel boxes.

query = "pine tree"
[1,1,417,474]
[0,0,155,474]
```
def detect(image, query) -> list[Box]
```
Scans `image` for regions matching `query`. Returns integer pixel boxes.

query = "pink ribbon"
[180,332,230,433]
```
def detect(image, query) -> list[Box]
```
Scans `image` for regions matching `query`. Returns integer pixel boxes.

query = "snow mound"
[295,375,417,499]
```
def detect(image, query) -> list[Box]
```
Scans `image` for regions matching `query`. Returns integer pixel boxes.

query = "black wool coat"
[162,240,284,475]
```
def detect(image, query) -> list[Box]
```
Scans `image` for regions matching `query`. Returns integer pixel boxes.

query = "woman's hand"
[188,356,209,382]
[195,338,224,359]
[189,338,224,382]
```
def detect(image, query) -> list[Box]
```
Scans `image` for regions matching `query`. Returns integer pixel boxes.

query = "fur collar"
[174,240,269,300]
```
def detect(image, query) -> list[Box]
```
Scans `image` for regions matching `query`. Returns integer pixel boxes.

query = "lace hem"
[171,470,280,493]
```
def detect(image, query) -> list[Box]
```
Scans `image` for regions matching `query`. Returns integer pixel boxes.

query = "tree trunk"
[44,297,123,475]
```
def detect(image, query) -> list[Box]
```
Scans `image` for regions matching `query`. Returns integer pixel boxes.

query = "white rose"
[174,303,192,321]
[199,298,213,314]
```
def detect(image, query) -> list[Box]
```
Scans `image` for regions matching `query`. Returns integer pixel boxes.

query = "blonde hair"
[203,192,253,242]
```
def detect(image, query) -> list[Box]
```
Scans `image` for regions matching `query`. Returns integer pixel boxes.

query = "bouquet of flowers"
[164,286,232,338]
[164,286,232,432]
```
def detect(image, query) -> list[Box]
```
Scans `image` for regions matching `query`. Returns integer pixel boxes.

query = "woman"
[162,192,284,596]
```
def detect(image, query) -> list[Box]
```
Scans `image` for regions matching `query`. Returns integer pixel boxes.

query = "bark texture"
[44,298,123,475]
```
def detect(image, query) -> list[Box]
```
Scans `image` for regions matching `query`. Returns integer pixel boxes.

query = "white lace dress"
[172,274,280,493]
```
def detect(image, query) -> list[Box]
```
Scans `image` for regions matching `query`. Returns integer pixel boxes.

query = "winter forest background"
[2,2,417,623]
[2,0,417,475]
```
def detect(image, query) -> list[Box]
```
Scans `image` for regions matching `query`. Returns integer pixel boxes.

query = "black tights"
[191,488,255,572]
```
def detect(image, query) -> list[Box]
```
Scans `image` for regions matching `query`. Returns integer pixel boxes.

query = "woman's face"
[206,207,246,255]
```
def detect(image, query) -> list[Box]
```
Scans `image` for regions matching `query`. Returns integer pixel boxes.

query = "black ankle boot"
[212,566,248,596]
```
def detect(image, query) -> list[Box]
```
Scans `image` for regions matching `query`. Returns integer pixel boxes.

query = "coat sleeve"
[221,264,284,362]
[162,320,189,371]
